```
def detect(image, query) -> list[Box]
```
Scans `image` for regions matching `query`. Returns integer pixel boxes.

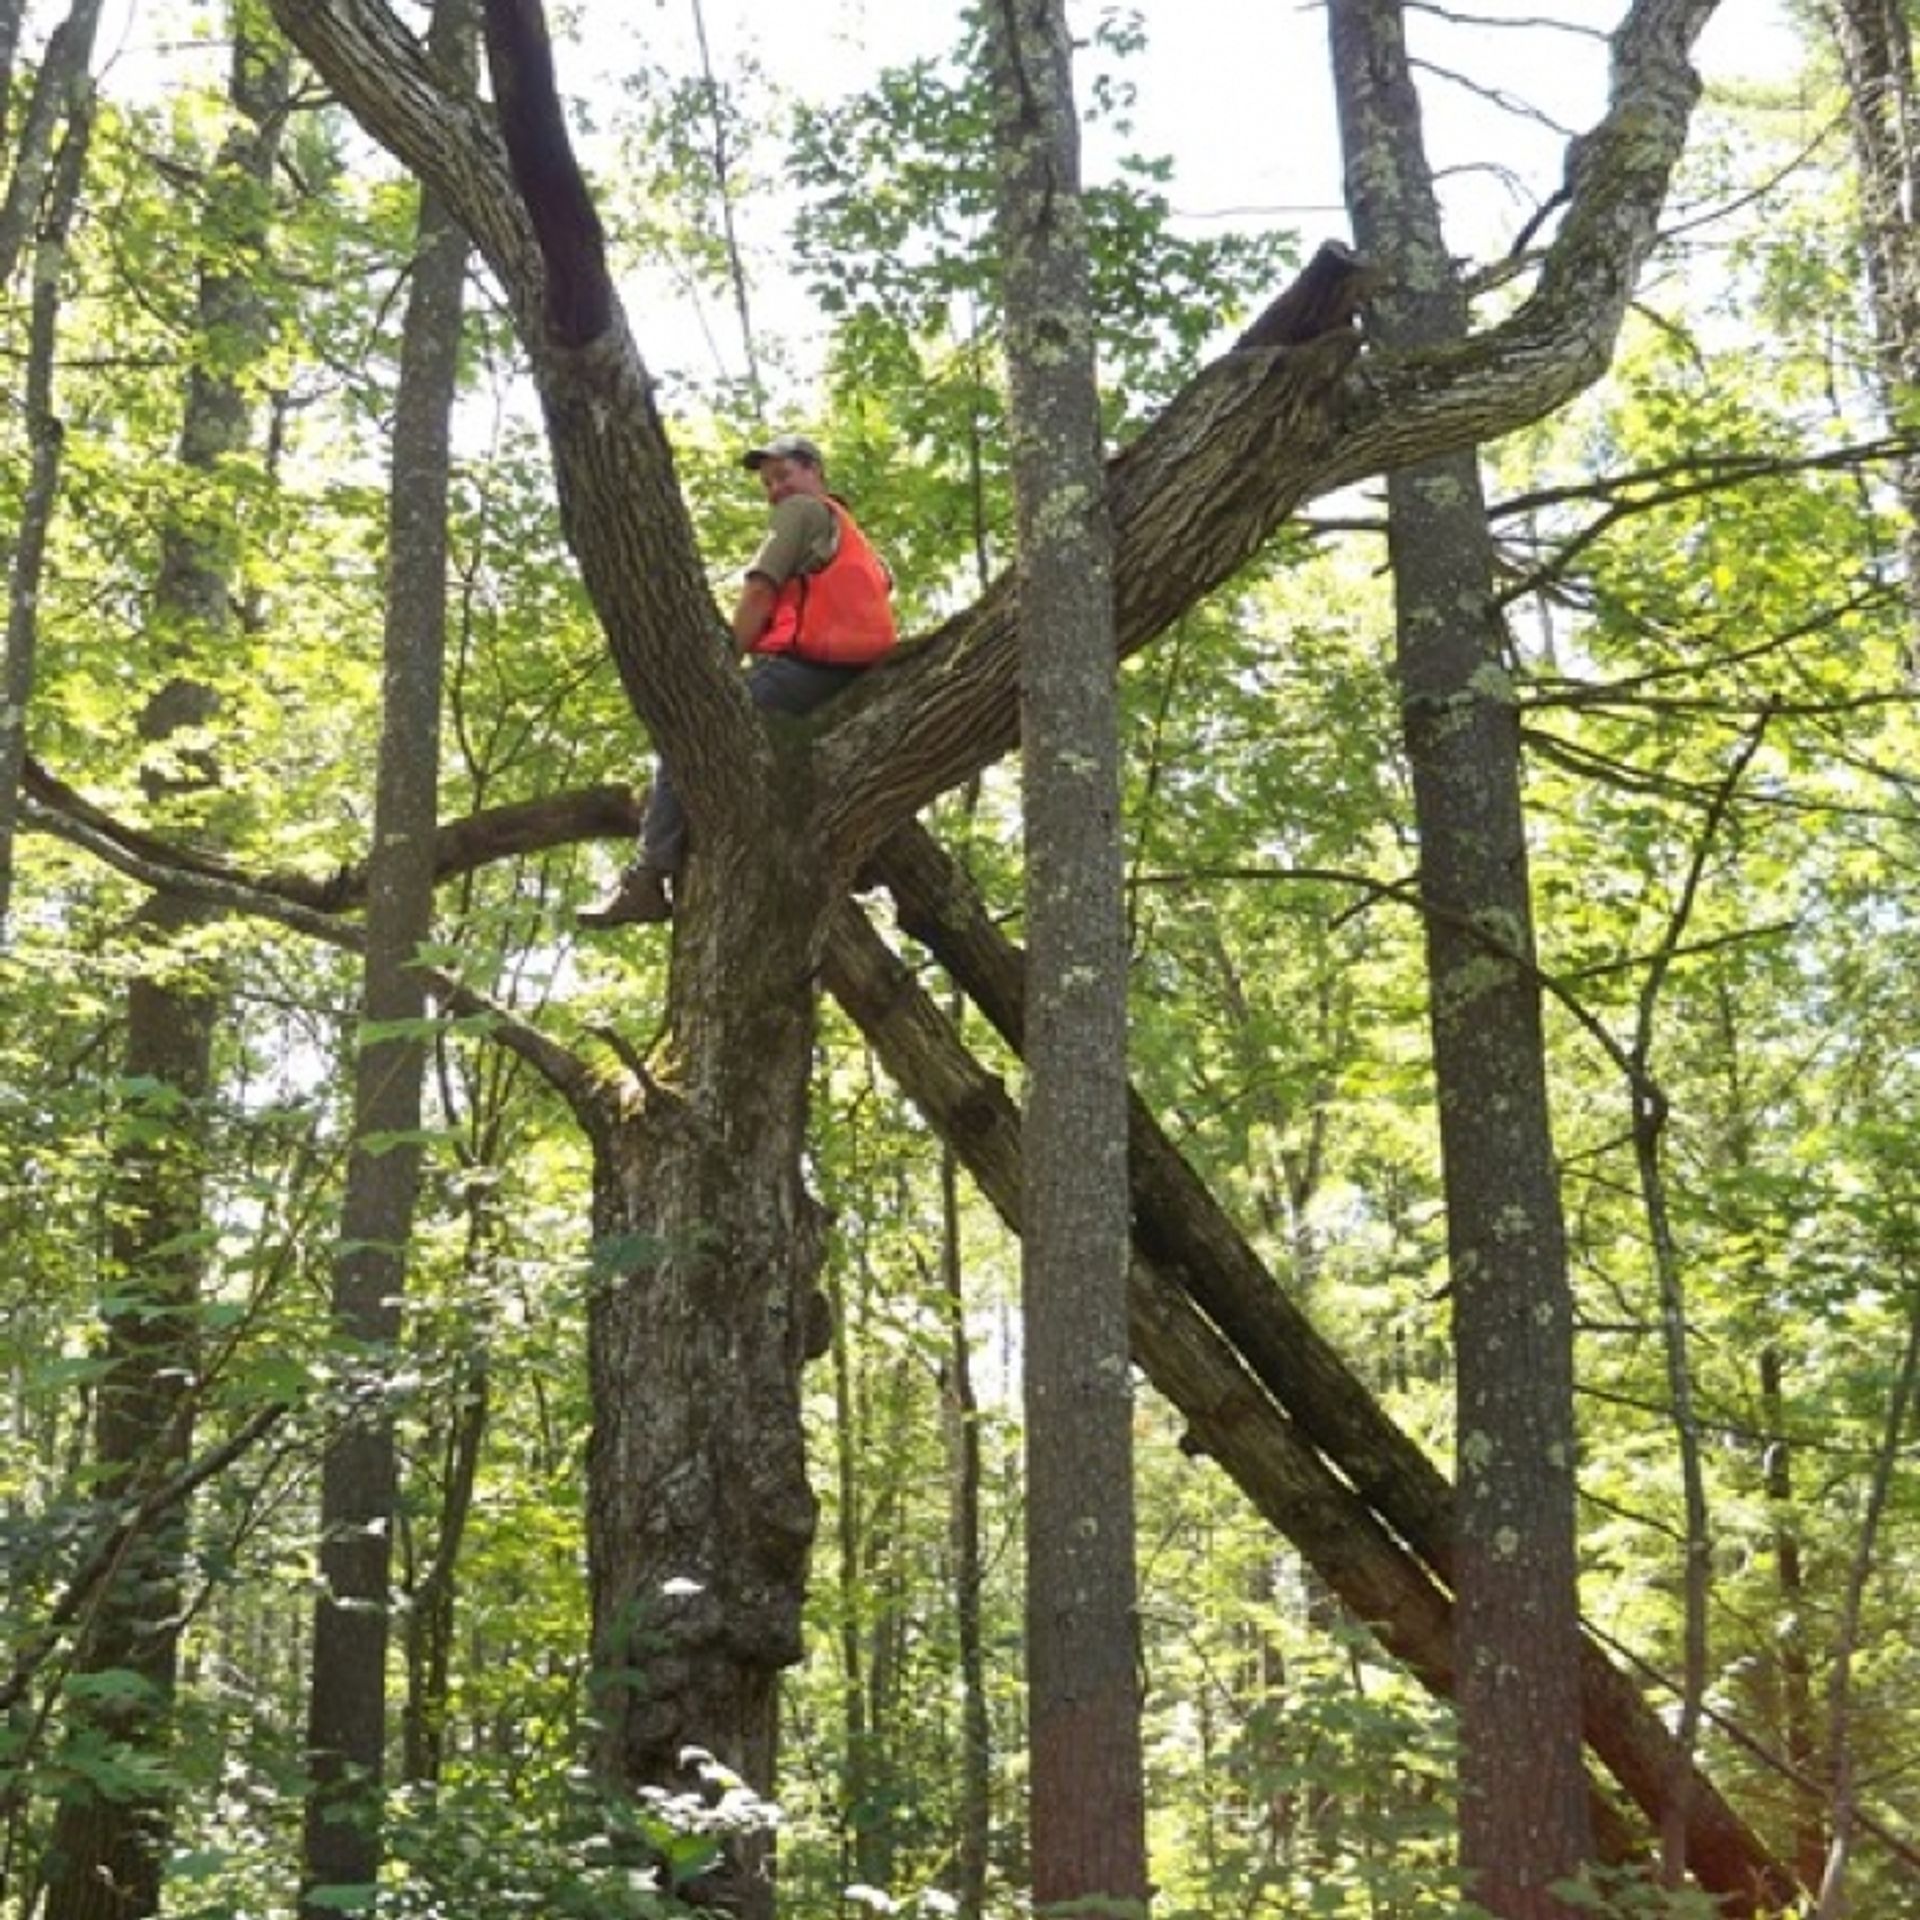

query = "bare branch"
[20,783,626,1129]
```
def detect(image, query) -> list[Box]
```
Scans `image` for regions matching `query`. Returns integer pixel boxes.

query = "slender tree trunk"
[41,24,284,1917]
[1327,2,1590,1911]
[1626,720,1767,1885]
[984,0,1147,1907]
[830,1247,876,1890]
[859,1426,907,1894]
[1813,1299,1920,1919]
[684,0,761,406]
[0,0,24,142]
[1759,1348,1825,1889]
[300,3,470,1893]
[0,0,105,288]
[939,1126,992,1920]
[400,1334,488,1784]
[0,90,87,932]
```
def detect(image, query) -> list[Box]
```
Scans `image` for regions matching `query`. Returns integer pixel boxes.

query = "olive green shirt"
[745,495,838,586]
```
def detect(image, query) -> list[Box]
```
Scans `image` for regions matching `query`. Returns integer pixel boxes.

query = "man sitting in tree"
[579,433,899,928]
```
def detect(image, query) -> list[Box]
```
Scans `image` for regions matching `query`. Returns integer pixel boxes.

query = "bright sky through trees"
[75,0,1802,399]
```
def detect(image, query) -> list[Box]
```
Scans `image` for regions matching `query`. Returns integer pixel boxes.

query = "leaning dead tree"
[836,822,1799,1915]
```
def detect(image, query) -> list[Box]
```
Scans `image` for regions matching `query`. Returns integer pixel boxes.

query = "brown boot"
[577,864,672,930]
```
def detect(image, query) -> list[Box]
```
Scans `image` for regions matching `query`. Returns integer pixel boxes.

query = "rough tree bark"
[250,0,1723,1904]
[983,0,1149,1906]
[297,0,472,1903]
[0,0,23,140]
[1825,0,1920,668]
[1328,1,1589,1911]
[42,21,287,1920]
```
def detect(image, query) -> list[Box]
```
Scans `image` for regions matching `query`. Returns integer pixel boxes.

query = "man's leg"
[638,768,688,876]
[578,657,862,930]
[744,654,863,720]
[578,769,680,929]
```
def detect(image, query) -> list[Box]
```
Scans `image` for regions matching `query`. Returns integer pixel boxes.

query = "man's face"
[757,456,825,506]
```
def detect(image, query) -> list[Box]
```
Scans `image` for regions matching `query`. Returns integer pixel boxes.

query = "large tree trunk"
[984,0,1148,1906]
[582,830,831,1918]
[299,0,471,1902]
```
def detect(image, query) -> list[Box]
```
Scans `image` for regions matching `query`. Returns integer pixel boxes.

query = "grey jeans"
[638,654,866,873]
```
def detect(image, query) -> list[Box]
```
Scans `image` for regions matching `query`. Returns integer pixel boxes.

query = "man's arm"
[731,574,779,653]
[731,495,834,653]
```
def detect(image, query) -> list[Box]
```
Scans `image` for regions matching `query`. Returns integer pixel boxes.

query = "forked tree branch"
[267,0,1722,882]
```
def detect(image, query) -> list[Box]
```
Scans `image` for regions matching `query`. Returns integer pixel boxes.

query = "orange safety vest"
[753,500,898,666]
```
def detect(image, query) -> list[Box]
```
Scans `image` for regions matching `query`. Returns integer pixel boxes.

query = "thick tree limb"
[269,0,1719,894]
[480,0,609,345]
[267,0,539,309]
[22,754,639,908]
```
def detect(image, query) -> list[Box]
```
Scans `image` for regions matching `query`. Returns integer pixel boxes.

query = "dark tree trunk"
[0,85,87,930]
[984,0,1148,1906]
[1327,1,1590,1910]
[40,914,215,1920]
[299,1,471,1901]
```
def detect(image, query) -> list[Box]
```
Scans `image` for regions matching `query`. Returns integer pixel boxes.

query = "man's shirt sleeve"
[744,496,837,585]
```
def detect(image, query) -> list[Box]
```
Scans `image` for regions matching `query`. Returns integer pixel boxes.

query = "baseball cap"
[742,433,824,471]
